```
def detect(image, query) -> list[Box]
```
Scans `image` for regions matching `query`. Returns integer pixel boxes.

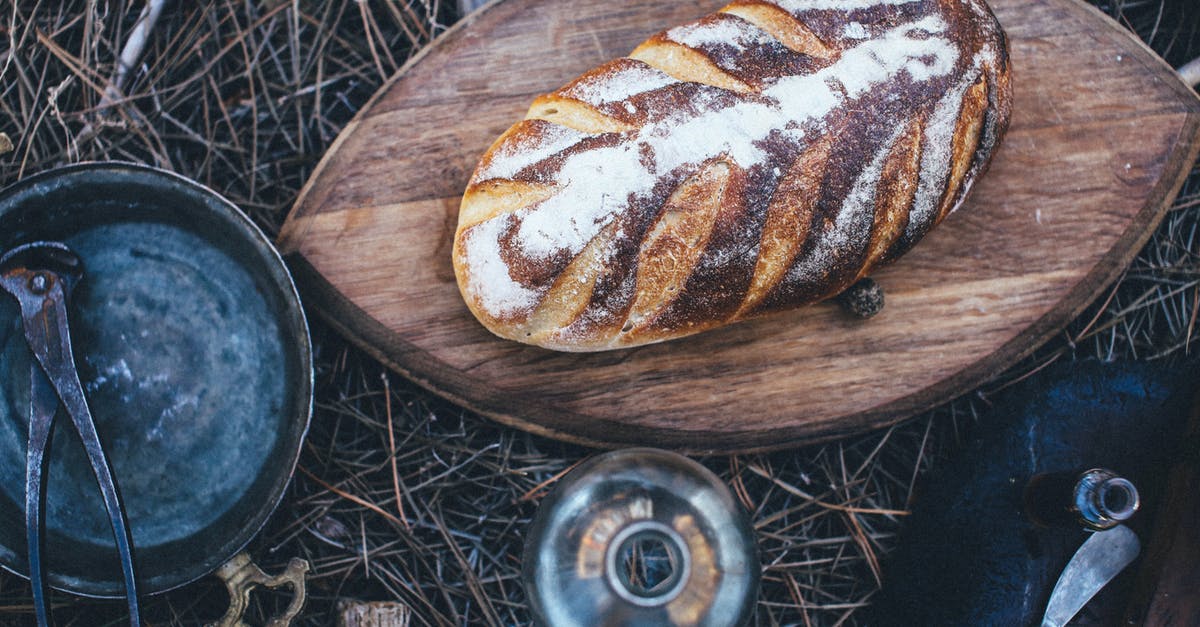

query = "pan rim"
[0,161,314,598]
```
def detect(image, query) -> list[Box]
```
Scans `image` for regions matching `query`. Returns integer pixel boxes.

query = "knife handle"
[1123,389,1200,626]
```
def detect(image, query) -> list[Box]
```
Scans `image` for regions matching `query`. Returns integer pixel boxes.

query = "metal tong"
[0,242,139,626]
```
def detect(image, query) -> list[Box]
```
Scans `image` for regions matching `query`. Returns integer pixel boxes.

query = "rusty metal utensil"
[0,163,312,625]
[0,242,139,626]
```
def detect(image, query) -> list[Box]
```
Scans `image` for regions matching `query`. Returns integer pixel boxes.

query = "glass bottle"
[522,448,759,626]
[1023,468,1139,531]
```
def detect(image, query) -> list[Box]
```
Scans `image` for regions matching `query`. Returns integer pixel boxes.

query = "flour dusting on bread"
[559,61,680,108]
[454,0,1012,350]
[786,122,906,286]
[474,121,591,182]
[769,0,920,12]
[666,16,776,51]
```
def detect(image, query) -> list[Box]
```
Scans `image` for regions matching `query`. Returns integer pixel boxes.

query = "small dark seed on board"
[837,278,885,318]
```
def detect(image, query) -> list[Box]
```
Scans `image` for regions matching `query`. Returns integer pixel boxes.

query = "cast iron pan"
[0,163,312,597]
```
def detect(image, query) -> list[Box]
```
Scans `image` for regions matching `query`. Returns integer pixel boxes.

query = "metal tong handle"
[0,243,140,626]
[25,362,57,627]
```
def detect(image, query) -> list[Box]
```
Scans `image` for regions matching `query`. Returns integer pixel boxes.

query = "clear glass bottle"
[1023,468,1140,531]
[522,448,759,626]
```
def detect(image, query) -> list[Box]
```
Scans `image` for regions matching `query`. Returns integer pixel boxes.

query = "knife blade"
[1041,524,1140,627]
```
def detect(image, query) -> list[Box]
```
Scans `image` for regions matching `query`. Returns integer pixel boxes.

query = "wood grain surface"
[278,0,1200,453]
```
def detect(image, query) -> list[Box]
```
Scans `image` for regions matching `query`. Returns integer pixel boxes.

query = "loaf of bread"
[454,0,1012,351]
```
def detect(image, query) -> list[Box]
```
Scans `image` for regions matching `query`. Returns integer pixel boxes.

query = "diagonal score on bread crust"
[458,179,557,230]
[719,0,833,58]
[860,116,923,276]
[934,74,990,225]
[628,41,755,93]
[520,221,621,345]
[454,0,1012,350]
[778,118,914,305]
[553,58,682,117]
[641,12,827,92]
[738,134,832,316]
[468,118,592,186]
[526,95,636,134]
[886,67,989,260]
[626,159,734,334]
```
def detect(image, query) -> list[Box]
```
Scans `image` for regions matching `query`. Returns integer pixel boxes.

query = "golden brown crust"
[738,133,830,316]
[861,117,922,277]
[720,0,834,58]
[454,0,1013,351]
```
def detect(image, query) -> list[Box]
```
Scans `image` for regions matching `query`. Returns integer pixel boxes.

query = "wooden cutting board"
[278,0,1200,453]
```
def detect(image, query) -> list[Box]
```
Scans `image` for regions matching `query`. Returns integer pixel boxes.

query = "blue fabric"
[869,358,1197,626]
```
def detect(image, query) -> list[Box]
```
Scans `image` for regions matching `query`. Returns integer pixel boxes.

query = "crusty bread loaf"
[454,0,1012,351]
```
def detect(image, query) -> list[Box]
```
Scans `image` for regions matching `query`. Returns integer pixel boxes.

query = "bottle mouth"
[1096,477,1139,521]
[605,520,692,607]
[1074,469,1141,530]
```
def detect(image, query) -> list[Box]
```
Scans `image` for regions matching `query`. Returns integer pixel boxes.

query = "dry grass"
[0,0,1197,625]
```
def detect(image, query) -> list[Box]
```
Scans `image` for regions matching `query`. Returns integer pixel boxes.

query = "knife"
[1041,524,1140,627]
[867,360,1194,626]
